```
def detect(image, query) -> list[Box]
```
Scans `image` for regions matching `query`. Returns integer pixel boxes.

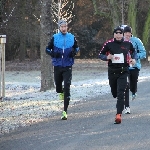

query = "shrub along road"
[0,78,150,150]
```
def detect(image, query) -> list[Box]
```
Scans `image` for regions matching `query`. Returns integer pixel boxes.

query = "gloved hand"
[45,47,61,58]
[70,50,77,57]
[129,59,136,66]
[45,47,52,56]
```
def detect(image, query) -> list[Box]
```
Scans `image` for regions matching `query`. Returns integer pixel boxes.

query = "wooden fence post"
[0,35,6,99]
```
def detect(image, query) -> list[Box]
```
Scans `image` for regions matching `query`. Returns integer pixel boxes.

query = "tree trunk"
[19,37,26,61]
[107,0,120,28]
[127,0,138,36]
[40,0,54,92]
[18,0,26,62]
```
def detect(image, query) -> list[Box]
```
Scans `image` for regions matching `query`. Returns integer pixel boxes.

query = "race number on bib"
[112,53,124,63]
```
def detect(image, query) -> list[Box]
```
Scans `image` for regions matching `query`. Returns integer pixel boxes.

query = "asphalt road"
[0,78,150,150]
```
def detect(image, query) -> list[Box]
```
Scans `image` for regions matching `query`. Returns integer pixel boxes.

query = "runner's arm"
[99,43,110,61]
[136,38,146,59]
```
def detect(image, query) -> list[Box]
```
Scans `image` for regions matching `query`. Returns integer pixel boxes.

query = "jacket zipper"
[62,34,66,66]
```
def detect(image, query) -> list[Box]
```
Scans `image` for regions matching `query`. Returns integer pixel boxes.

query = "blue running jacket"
[129,36,146,70]
[47,32,79,67]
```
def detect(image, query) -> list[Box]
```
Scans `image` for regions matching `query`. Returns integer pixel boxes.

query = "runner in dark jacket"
[46,20,79,120]
[99,26,137,124]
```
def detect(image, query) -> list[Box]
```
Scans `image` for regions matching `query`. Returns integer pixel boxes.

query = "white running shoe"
[124,107,130,114]
[132,93,137,100]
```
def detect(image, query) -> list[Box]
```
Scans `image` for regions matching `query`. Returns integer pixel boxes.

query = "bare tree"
[52,0,74,32]
[40,0,54,91]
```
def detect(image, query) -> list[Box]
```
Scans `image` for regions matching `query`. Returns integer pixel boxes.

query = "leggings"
[54,66,72,112]
[129,68,139,94]
[109,70,129,114]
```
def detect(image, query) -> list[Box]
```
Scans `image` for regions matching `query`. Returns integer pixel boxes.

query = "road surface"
[0,78,150,150]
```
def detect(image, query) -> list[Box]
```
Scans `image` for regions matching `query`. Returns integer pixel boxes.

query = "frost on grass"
[1,60,150,135]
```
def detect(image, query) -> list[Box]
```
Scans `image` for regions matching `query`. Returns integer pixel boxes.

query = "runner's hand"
[129,59,136,65]
[107,54,113,60]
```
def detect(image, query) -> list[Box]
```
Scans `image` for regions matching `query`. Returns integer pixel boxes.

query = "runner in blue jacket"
[121,25,146,114]
[46,20,79,120]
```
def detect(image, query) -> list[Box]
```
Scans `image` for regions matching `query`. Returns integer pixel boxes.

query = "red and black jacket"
[99,38,137,68]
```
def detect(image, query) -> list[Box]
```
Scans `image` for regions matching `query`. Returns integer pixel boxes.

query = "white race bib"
[112,53,124,63]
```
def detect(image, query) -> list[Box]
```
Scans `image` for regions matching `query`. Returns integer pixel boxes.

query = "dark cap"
[124,26,132,33]
[113,26,123,34]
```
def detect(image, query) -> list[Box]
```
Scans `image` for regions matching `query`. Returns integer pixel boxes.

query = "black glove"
[70,50,77,58]
[46,47,61,58]
[45,47,52,56]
